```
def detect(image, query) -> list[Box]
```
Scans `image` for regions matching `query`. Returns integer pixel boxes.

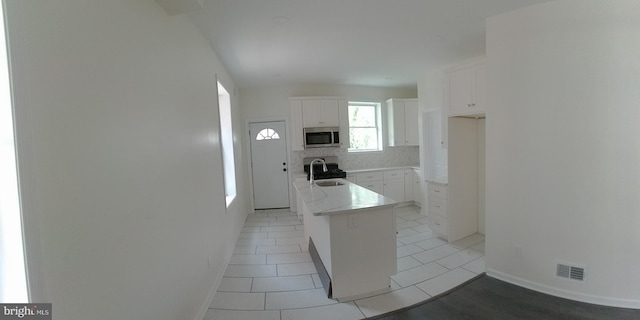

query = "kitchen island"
[293,178,397,301]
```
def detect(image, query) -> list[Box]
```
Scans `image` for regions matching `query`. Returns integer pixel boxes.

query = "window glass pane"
[349,105,376,127]
[256,128,280,140]
[348,102,382,152]
[350,128,379,150]
[218,81,236,207]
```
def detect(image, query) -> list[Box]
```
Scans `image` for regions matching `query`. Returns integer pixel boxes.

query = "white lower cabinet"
[350,168,423,204]
[404,170,413,202]
[429,213,447,236]
[427,179,476,242]
[428,182,447,199]
[403,168,422,204]
[412,169,422,205]
[355,172,384,194]
[382,170,405,202]
[427,182,449,240]
[360,181,384,194]
[383,177,404,202]
[428,195,446,216]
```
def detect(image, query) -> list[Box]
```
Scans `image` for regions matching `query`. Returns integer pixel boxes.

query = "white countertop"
[293,179,397,216]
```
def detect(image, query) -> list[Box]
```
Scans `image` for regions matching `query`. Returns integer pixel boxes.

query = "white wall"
[6,1,248,319]
[486,0,640,307]
[240,84,419,172]
[241,84,417,124]
[241,85,419,212]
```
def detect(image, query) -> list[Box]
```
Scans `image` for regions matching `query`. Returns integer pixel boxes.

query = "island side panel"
[302,203,333,276]
[329,207,397,300]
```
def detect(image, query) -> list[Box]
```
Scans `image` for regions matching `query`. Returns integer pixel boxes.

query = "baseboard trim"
[193,274,222,320]
[486,269,640,309]
[193,213,248,320]
[309,237,331,298]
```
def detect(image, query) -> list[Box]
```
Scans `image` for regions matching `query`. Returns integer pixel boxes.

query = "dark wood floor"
[370,275,640,320]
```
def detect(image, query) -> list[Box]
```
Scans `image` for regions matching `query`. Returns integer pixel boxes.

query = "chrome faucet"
[309,158,328,185]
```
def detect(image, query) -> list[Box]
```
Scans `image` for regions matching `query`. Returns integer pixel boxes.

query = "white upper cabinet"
[290,99,304,151]
[387,99,405,146]
[387,98,419,146]
[404,99,419,145]
[290,97,348,150]
[337,99,349,149]
[301,99,340,127]
[447,63,485,117]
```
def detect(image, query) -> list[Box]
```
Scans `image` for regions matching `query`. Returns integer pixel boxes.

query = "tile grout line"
[408,247,462,266]
[353,300,367,319]
[434,261,452,270]
[212,207,486,319]
[413,282,434,298]
[263,290,267,311]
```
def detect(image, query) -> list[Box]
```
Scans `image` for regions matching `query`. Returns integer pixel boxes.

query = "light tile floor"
[204,205,485,320]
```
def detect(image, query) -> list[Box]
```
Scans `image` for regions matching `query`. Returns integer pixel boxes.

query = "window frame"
[217,81,236,208]
[347,101,383,153]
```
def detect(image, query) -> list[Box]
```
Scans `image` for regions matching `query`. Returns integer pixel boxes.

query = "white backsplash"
[291,146,419,173]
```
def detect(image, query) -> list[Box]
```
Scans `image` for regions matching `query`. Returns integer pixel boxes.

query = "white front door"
[250,121,290,209]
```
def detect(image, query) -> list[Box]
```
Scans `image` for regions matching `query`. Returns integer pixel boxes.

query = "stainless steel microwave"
[303,127,340,148]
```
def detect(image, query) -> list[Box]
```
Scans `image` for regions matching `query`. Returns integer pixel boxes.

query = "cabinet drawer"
[359,180,384,194]
[430,214,447,236]
[356,171,383,183]
[428,196,447,216]
[383,169,405,180]
[428,183,448,199]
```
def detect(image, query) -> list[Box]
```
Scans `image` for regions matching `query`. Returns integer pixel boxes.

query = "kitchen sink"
[315,180,345,187]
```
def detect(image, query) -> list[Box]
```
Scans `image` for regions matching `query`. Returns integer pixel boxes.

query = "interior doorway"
[249,121,290,209]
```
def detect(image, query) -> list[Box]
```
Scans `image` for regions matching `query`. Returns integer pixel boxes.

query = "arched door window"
[255,128,280,140]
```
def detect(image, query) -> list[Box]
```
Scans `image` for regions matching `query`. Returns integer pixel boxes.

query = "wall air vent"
[556,263,586,282]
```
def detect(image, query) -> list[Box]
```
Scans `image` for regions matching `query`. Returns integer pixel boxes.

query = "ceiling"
[183,0,553,89]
